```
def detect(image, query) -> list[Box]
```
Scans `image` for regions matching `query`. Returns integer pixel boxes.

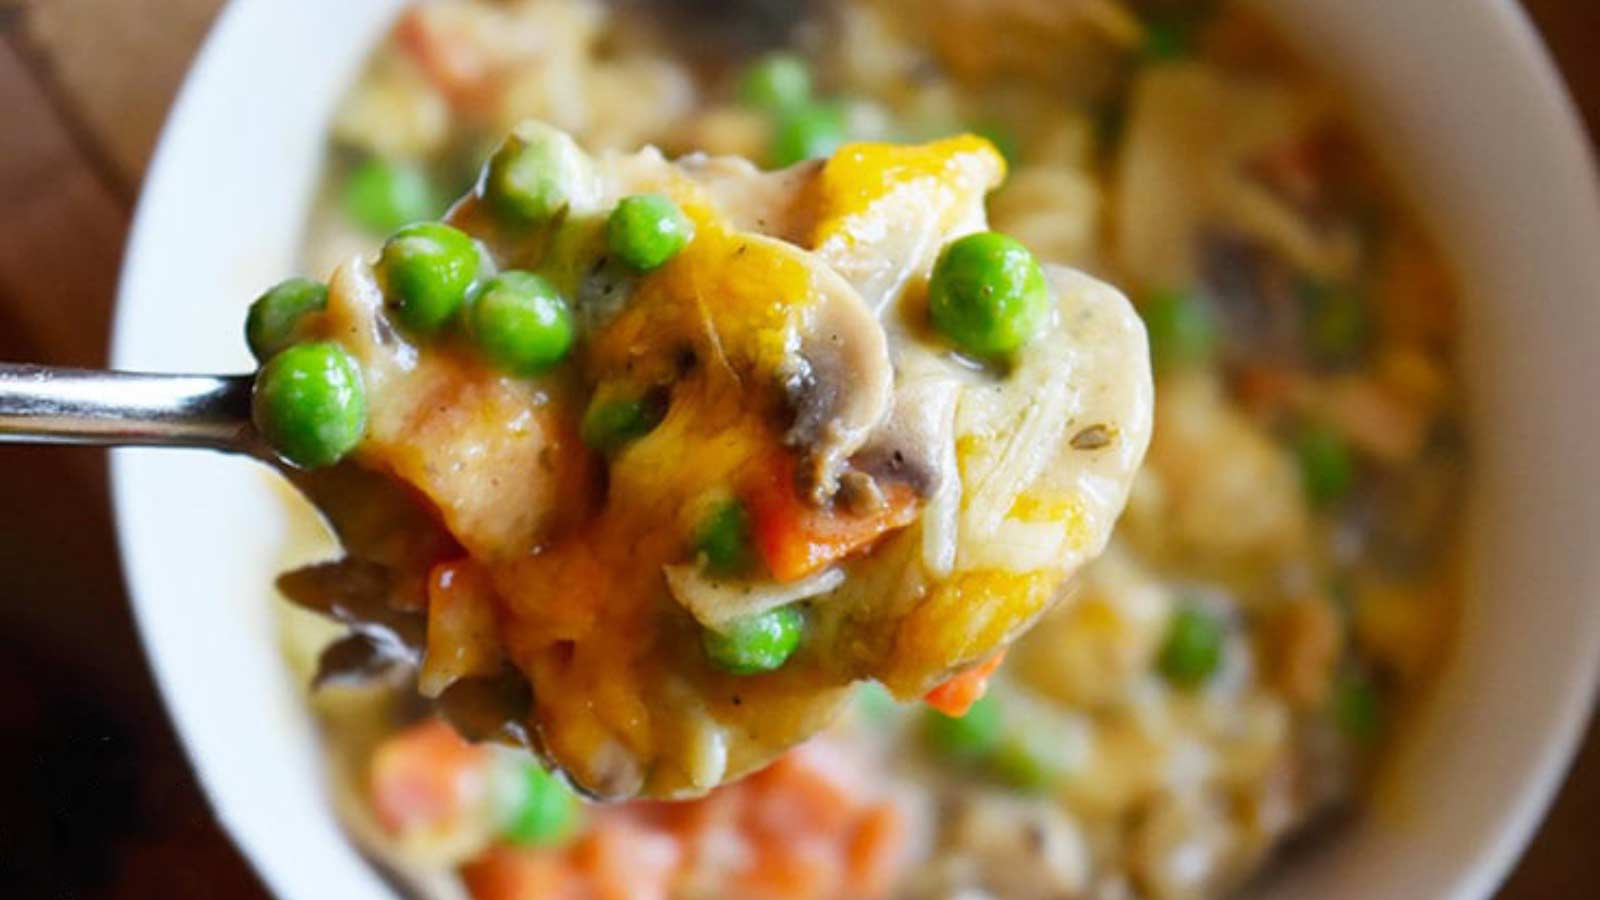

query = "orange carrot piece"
[462,846,585,900]
[737,844,838,900]
[746,741,860,837]
[368,719,489,836]
[845,802,908,899]
[394,7,495,107]
[575,817,682,900]
[747,453,920,583]
[922,650,1007,717]
[1232,363,1309,418]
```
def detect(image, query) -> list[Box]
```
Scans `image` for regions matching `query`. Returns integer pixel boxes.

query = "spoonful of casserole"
[0,122,1152,800]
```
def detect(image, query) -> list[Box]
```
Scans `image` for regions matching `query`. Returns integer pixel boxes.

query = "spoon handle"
[0,363,256,451]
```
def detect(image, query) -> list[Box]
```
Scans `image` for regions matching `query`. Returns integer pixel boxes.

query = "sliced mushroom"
[734,233,893,502]
[570,155,896,501]
[435,671,533,749]
[276,559,426,662]
[854,360,965,576]
[664,563,845,632]
[311,633,410,690]
[852,360,962,500]
[287,459,458,611]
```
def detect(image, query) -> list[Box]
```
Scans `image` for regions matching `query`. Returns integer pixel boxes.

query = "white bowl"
[111,1,1600,898]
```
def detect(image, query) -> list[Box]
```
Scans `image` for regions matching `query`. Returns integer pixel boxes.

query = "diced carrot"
[655,780,744,850]
[845,802,908,899]
[746,741,860,838]
[462,846,585,900]
[456,739,906,900]
[393,6,496,109]
[1232,364,1310,419]
[746,453,921,582]
[369,719,489,836]
[922,650,1007,717]
[737,842,839,900]
[1321,375,1427,463]
[575,816,682,900]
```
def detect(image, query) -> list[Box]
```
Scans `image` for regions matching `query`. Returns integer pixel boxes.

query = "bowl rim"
[1424,0,1600,887]
[108,1,1600,898]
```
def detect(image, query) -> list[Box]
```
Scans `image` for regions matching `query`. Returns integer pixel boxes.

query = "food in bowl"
[257,117,1152,798]
[277,0,1467,896]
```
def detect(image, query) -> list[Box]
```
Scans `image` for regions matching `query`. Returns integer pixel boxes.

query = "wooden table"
[0,1,1596,896]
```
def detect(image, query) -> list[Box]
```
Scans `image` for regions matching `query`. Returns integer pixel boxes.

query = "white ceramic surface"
[111,2,1600,899]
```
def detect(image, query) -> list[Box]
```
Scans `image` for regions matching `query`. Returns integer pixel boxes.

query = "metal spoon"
[0,359,549,762]
[0,363,260,453]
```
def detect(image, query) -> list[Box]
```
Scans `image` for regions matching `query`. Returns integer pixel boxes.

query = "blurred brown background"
[0,1,1596,897]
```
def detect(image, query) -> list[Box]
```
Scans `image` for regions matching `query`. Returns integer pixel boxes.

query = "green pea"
[1158,605,1225,689]
[466,271,575,375]
[342,159,437,235]
[245,277,327,362]
[694,499,752,575]
[495,762,580,847]
[581,391,664,455]
[702,605,805,675]
[1301,279,1369,364]
[923,693,1002,762]
[1295,423,1355,509]
[606,194,695,272]
[1332,670,1384,743]
[252,341,367,469]
[376,221,480,334]
[738,52,812,111]
[1141,288,1217,372]
[927,231,1050,358]
[770,102,847,168]
[990,727,1073,791]
[1141,20,1193,63]
[482,124,590,227]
